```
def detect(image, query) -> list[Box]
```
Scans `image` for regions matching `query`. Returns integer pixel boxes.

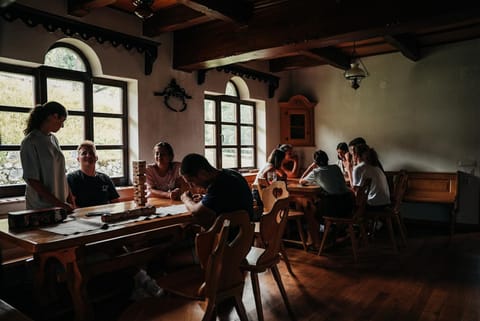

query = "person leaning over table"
[278,143,300,178]
[180,153,254,229]
[299,150,354,247]
[67,140,119,208]
[251,148,287,218]
[145,141,187,200]
[20,101,74,212]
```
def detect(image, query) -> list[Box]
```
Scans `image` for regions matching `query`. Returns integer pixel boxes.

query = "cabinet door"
[279,95,316,146]
[280,108,313,146]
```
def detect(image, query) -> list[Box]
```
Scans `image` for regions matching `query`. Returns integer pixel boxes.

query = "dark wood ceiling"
[68,0,480,73]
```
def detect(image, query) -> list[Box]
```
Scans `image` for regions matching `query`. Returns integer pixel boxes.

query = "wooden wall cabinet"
[279,95,316,146]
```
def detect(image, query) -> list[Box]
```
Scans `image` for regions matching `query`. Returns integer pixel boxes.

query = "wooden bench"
[386,171,458,235]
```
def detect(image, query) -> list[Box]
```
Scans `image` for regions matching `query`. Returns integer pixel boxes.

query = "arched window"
[204,80,256,170]
[0,42,129,197]
[44,46,87,72]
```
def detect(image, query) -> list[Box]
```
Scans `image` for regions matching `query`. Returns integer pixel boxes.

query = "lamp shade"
[344,61,366,90]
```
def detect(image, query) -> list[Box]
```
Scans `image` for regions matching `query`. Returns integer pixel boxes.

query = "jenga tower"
[132,160,147,206]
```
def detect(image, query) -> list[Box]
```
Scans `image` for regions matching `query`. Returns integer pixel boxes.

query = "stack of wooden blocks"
[132,160,147,206]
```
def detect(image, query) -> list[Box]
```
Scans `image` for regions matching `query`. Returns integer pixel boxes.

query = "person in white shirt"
[349,144,390,208]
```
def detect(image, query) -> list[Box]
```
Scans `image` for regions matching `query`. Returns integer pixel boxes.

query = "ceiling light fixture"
[344,41,369,90]
[132,0,154,20]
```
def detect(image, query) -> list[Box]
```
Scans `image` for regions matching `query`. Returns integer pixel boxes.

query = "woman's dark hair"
[353,144,381,168]
[313,150,329,166]
[24,101,67,135]
[267,148,286,170]
[336,142,348,152]
[348,137,366,147]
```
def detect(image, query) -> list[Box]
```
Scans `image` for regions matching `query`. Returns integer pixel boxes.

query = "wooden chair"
[118,210,254,321]
[366,170,409,251]
[259,180,308,251]
[318,178,372,263]
[242,197,295,321]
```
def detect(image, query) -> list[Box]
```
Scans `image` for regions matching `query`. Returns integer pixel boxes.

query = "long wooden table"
[0,198,191,321]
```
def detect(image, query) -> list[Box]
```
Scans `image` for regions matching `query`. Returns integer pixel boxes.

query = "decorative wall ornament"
[0,3,160,75]
[197,64,280,98]
[154,79,192,112]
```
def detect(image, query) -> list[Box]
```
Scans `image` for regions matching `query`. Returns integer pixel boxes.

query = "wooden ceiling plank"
[172,2,480,71]
[178,0,253,24]
[384,34,420,61]
[68,0,117,17]
[308,48,351,70]
[144,5,213,35]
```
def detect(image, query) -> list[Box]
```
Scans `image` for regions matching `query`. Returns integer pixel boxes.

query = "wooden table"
[0,198,191,321]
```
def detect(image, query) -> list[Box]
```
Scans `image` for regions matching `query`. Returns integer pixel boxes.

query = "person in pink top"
[145,142,186,200]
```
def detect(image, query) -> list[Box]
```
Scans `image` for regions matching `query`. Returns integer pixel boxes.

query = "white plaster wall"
[289,39,480,175]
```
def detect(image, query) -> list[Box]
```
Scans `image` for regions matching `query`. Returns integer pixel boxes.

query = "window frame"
[0,45,129,198]
[204,90,257,171]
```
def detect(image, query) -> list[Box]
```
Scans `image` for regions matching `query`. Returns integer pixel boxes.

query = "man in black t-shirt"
[180,153,254,229]
[67,140,119,208]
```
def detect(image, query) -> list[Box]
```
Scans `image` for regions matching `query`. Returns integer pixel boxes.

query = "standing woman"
[20,101,73,212]
[145,142,186,200]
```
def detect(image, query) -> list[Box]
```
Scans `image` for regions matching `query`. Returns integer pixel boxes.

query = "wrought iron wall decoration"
[154,79,192,112]
[0,3,160,75]
[197,64,280,98]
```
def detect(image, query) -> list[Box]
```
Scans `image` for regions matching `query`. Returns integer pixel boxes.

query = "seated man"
[299,150,354,247]
[180,153,254,229]
[67,140,119,208]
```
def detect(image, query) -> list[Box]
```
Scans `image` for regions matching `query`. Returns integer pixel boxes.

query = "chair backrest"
[257,197,290,265]
[198,219,230,303]
[391,170,408,213]
[352,178,372,220]
[195,210,254,299]
[261,180,289,213]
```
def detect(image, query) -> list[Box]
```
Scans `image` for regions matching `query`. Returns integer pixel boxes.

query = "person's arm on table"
[181,191,216,229]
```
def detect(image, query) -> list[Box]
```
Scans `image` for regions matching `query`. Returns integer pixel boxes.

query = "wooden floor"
[3,224,480,321]
[217,225,480,321]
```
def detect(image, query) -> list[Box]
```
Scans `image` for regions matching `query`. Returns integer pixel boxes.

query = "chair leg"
[394,214,407,247]
[385,217,398,252]
[233,293,249,321]
[201,301,216,321]
[271,265,296,321]
[359,223,368,247]
[294,217,308,251]
[250,271,264,321]
[280,243,295,276]
[347,223,358,263]
[318,220,332,256]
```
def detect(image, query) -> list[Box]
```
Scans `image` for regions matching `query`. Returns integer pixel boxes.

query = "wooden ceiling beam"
[308,48,351,70]
[144,5,213,35]
[172,1,480,71]
[178,0,253,24]
[384,34,420,61]
[67,0,116,17]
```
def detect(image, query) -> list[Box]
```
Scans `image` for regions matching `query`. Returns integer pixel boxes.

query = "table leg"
[33,247,93,321]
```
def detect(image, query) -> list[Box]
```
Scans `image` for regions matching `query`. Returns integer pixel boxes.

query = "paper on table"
[40,217,105,235]
[155,204,188,217]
